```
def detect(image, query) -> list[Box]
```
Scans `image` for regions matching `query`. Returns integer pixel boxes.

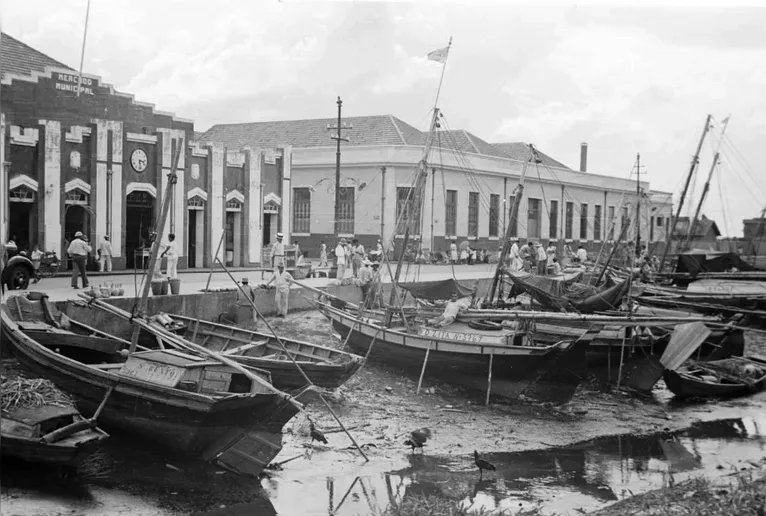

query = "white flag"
[427,46,449,64]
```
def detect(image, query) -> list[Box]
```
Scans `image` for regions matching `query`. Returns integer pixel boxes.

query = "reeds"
[1,376,74,412]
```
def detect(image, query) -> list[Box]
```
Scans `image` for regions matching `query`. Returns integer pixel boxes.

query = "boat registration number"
[418,327,490,343]
[119,357,186,387]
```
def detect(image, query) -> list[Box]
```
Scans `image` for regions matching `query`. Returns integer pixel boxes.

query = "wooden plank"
[92,363,124,370]
[223,340,269,356]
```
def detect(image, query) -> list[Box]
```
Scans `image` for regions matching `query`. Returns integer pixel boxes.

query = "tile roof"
[199,117,571,165]
[492,142,572,170]
[433,130,508,159]
[199,115,426,150]
[1,32,74,80]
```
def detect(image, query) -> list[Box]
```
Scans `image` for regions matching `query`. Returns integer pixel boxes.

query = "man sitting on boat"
[426,293,469,327]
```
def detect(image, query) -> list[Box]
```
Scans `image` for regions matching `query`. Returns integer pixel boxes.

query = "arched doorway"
[64,188,94,270]
[126,190,155,269]
[8,183,37,252]
[187,194,206,268]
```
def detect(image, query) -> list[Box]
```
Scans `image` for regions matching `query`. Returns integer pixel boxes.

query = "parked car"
[2,247,34,290]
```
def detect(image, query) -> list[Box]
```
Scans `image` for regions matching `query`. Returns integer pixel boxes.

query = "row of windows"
[292,186,651,240]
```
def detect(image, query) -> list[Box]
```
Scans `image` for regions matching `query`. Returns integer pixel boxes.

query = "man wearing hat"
[67,231,92,289]
[271,232,286,268]
[235,277,257,326]
[97,235,113,272]
[265,264,293,317]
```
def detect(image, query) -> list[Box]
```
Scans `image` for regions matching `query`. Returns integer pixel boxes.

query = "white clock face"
[131,148,148,173]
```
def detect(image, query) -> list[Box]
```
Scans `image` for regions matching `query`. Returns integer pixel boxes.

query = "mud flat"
[3,311,766,515]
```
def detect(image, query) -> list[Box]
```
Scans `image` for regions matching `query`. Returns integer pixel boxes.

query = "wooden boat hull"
[321,304,585,401]
[1,305,300,464]
[170,315,364,391]
[663,369,766,399]
[1,433,103,466]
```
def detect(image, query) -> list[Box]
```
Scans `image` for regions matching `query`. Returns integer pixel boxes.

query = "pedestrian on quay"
[271,232,286,268]
[352,238,365,277]
[68,231,91,289]
[319,240,328,267]
[519,240,532,273]
[536,242,548,275]
[30,244,43,283]
[265,264,293,317]
[450,241,458,264]
[98,235,113,272]
[334,238,347,279]
[162,233,179,279]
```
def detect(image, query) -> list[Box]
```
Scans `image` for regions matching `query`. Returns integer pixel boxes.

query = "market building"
[0,33,291,270]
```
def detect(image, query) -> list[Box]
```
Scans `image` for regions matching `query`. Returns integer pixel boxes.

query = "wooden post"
[129,144,183,354]
[416,342,432,395]
[215,258,369,462]
[191,232,226,343]
[485,352,494,406]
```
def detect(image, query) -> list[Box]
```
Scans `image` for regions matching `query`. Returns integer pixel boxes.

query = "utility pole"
[634,153,644,255]
[329,97,351,237]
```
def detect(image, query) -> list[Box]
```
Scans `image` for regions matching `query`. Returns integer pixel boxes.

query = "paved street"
[13,263,498,302]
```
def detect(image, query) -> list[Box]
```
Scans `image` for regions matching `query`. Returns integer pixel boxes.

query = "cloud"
[2,1,765,235]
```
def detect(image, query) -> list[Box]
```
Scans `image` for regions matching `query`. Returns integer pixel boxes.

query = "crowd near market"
[2,22,766,516]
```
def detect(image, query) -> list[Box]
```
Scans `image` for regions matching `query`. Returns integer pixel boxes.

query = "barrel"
[168,278,181,295]
[151,280,163,295]
[160,279,169,295]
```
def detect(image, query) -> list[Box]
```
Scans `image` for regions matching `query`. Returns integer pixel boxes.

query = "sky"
[2,0,765,237]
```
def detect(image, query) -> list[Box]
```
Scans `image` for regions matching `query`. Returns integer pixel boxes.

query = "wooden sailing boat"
[318,40,614,404]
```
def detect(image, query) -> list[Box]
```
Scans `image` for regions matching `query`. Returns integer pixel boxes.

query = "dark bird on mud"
[474,450,496,478]
[309,419,328,445]
[404,428,432,453]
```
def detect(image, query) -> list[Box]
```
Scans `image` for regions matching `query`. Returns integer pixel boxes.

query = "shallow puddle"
[2,417,765,516]
[265,416,766,515]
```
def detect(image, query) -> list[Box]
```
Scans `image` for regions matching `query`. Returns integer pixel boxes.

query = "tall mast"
[385,38,451,326]
[488,144,534,304]
[635,153,641,255]
[659,114,712,272]
[685,117,729,251]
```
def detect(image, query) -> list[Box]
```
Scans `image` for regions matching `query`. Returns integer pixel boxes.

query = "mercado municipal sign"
[54,73,96,96]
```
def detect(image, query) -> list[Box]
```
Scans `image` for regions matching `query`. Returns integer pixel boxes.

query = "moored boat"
[1,292,307,474]
[663,356,766,399]
[169,314,364,390]
[1,404,109,466]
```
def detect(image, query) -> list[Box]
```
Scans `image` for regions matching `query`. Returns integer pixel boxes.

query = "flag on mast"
[427,45,449,64]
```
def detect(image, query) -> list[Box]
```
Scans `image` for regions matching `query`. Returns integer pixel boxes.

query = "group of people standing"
[502,240,589,276]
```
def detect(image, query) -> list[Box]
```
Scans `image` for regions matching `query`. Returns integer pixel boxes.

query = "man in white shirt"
[162,233,179,279]
[536,242,548,275]
[98,236,113,272]
[319,241,328,267]
[334,239,347,279]
[427,293,467,327]
[271,232,286,268]
[509,238,521,270]
[265,264,293,317]
[67,231,91,289]
[576,245,588,264]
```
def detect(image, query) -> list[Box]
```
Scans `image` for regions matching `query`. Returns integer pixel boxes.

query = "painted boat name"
[419,327,486,343]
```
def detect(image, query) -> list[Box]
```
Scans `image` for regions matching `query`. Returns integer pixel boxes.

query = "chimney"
[579,142,588,173]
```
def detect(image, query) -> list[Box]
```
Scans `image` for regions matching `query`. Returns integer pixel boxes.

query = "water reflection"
[265,416,766,516]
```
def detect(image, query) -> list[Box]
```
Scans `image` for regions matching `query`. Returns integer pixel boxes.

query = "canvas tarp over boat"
[398,278,476,301]
[675,251,762,277]
[504,271,630,313]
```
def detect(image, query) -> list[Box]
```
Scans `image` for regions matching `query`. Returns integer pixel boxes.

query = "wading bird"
[308,418,328,445]
[403,428,432,454]
[474,450,496,479]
